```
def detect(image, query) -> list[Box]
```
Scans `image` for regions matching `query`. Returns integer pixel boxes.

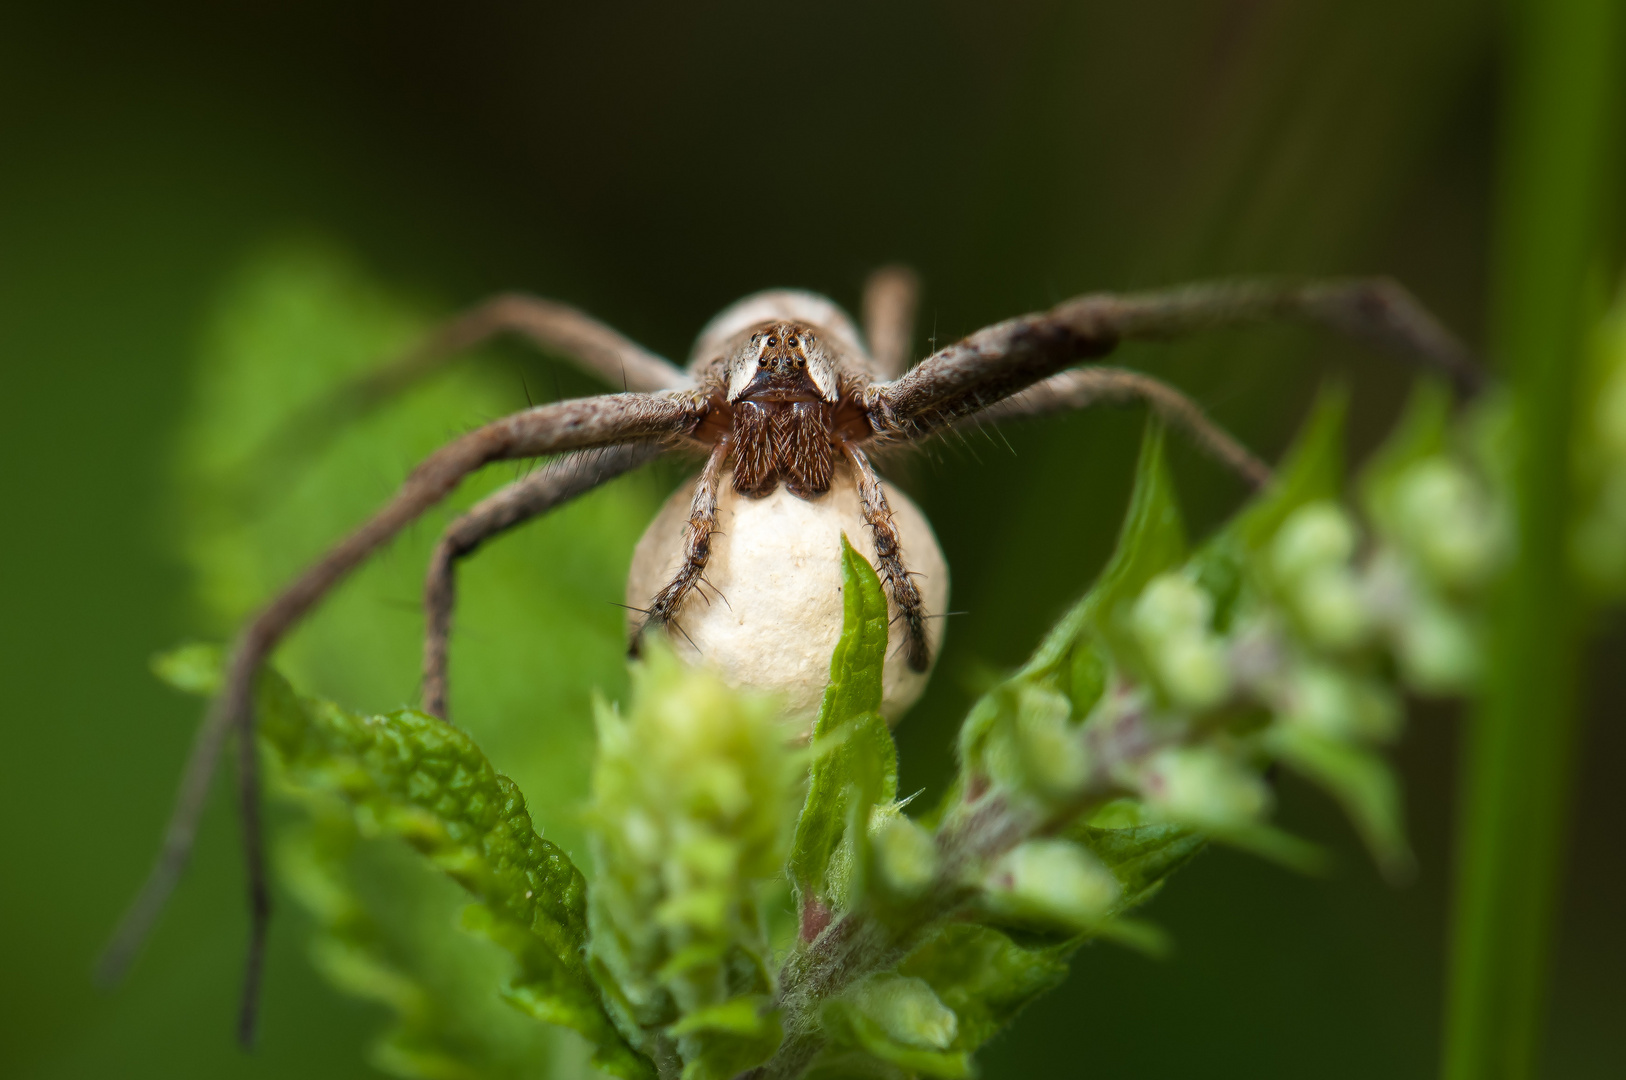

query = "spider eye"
[759,357,769,367]
[795,357,806,367]
[787,335,799,347]
[766,336,778,347]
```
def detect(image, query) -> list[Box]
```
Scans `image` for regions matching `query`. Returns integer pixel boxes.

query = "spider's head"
[726,322,840,404]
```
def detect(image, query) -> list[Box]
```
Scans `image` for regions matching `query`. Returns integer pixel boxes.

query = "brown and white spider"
[103,264,1479,1041]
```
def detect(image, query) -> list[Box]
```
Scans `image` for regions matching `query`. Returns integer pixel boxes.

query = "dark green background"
[2,2,1621,1077]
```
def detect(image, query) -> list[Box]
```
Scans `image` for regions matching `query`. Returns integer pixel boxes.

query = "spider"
[101,264,1479,1044]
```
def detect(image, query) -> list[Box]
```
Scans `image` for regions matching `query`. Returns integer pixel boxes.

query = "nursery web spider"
[101,264,1480,1044]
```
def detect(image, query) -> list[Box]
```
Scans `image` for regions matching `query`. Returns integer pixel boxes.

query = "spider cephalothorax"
[102,264,1482,1042]
[724,322,847,499]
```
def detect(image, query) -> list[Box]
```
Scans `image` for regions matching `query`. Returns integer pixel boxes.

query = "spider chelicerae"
[103,264,1479,1041]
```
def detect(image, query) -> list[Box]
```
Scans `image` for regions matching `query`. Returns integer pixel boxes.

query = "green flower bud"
[1392,459,1500,588]
[1272,502,1358,583]
[1015,684,1088,799]
[1132,573,1213,642]
[1132,574,1232,710]
[1157,632,1233,710]
[1396,596,1480,695]
[983,839,1121,932]
[1138,746,1270,830]
[1285,664,1401,743]
[870,812,940,899]
[1294,566,1372,650]
[843,974,958,1051]
[983,683,1089,802]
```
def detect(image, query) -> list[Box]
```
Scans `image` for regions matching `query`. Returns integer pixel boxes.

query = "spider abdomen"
[627,461,948,733]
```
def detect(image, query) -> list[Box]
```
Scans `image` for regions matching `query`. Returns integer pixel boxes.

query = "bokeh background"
[3,2,1622,1077]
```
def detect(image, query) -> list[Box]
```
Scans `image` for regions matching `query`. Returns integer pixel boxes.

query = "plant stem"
[1442,4,1622,1079]
[743,694,1165,1080]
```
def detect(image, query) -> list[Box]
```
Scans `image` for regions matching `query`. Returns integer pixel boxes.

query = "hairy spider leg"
[862,265,920,380]
[867,276,1481,446]
[982,366,1272,489]
[423,441,668,719]
[841,441,931,672]
[637,436,732,647]
[255,293,690,484]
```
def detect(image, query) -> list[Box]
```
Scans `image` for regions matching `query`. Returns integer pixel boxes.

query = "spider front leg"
[866,276,1483,443]
[636,436,732,649]
[258,293,691,474]
[423,441,667,719]
[841,440,931,672]
[101,390,704,1045]
[336,291,690,401]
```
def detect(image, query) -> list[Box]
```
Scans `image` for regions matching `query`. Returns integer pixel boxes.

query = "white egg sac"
[626,463,948,734]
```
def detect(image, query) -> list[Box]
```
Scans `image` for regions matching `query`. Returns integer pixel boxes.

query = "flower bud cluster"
[586,642,795,1040]
[1364,452,1503,694]
[1270,503,1371,650]
[1131,574,1233,708]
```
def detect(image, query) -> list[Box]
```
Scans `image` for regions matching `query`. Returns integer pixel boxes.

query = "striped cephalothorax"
[104,264,1482,1043]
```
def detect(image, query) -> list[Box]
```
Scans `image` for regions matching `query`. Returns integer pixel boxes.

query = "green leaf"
[669,996,783,1080]
[1359,379,1453,535]
[1213,824,1332,875]
[1073,822,1206,911]
[1191,388,1348,629]
[887,823,1199,1065]
[959,421,1185,778]
[1233,386,1348,552]
[817,532,891,723]
[156,645,653,1080]
[1030,420,1188,677]
[1264,725,1414,882]
[790,539,899,912]
[821,975,971,1079]
[897,925,1068,1056]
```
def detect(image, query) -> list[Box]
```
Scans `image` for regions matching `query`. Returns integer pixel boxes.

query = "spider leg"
[99,391,704,1045]
[338,291,689,399]
[256,293,691,476]
[841,440,931,672]
[862,265,920,380]
[636,437,731,650]
[982,366,1271,489]
[864,276,1482,441]
[423,441,668,720]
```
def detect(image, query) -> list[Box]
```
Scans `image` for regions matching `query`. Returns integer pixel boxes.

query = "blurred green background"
[2,2,1622,1077]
